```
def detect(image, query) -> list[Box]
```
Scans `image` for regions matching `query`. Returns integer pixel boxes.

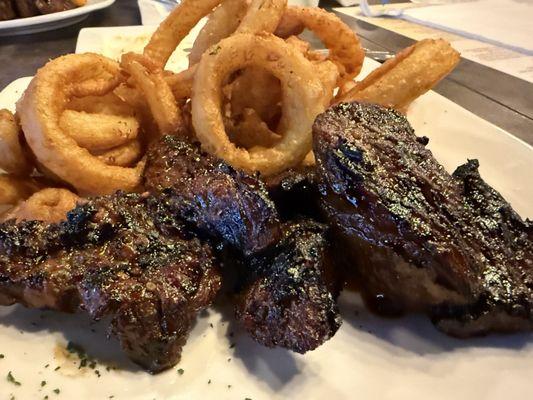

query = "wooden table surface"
[1,0,532,146]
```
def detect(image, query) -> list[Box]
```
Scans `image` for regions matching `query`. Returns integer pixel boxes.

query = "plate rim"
[0,0,116,30]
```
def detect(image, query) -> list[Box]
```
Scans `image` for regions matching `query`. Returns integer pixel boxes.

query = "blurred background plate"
[0,0,115,36]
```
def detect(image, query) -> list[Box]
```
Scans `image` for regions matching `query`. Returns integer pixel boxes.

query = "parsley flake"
[7,371,21,386]
[177,368,184,376]
[53,388,60,395]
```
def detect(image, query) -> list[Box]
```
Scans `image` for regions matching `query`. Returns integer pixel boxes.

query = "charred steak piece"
[145,137,341,351]
[314,102,533,337]
[235,220,341,353]
[0,0,16,20]
[0,193,221,372]
[144,136,281,255]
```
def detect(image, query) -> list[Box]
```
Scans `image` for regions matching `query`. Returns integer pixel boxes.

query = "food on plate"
[2,187,79,222]
[34,0,75,14]
[264,165,320,220]
[226,108,281,149]
[336,39,460,110]
[17,53,144,195]
[274,8,304,38]
[314,102,533,336]
[145,137,341,353]
[144,135,282,256]
[0,0,490,375]
[192,33,327,176]
[59,110,140,151]
[121,53,184,136]
[0,192,222,373]
[0,109,33,175]
[236,220,341,353]
[13,0,38,17]
[0,0,16,21]
[2,0,85,20]
[94,139,143,167]
[0,174,42,206]
[188,0,250,66]
[280,6,365,84]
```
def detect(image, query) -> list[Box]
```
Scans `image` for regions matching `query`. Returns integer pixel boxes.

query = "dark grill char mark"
[235,220,341,353]
[145,137,341,352]
[313,102,533,337]
[0,193,222,372]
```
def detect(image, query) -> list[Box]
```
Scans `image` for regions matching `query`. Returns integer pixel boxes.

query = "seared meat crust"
[0,193,221,372]
[314,102,533,336]
[145,136,281,256]
[236,220,341,353]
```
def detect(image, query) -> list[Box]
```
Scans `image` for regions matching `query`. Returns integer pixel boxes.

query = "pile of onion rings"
[1,0,460,222]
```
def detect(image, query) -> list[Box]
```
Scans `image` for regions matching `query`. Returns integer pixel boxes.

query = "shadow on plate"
[211,293,304,392]
[339,290,533,356]
[0,305,142,373]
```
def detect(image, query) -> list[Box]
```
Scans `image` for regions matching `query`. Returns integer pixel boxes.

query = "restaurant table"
[1,0,532,145]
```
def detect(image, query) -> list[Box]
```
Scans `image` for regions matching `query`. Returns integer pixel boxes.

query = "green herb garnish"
[7,371,21,386]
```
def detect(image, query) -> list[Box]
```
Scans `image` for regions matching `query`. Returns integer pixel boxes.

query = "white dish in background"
[0,0,115,37]
[0,28,531,400]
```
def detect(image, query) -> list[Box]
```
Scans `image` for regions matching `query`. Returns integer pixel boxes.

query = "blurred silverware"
[153,0,180,6]
[364,49,395,62]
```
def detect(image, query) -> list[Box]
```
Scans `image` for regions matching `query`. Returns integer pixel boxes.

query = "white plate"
[0,29,532,400]
[0,0,115,36]
[76,24,206,72]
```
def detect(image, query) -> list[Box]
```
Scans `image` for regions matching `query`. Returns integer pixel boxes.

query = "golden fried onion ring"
[0,175,43,206]
[192,33,326,176]
[336,39,461,109]
[282,6,364,83]
[59,110,140,151]
[95,140,143,167]
[17,53,143,195]
[3,188,79,223]
[146,0,287,69]
[189,0,250,66]
[0,109,33,175]
[121,53,183,137]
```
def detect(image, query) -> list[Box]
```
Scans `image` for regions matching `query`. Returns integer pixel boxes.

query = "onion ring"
[0,175,43,206]
[145,0,287,69]
[95,140,143,167]
[336,39,460,109]
[59,110,140,151]
[282,6,364,83]
[274,10,305,38]
[17,53,143,195]
[164,65,196,100]
[144,0,224,69]
[227,108,281,149]
[192,33,326,176]
[0,109,33,175]
[67,92,136,117]
[121,53,184,137]
[229,67,282,129]
[2,188,79,223]
[189,0,250,66]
